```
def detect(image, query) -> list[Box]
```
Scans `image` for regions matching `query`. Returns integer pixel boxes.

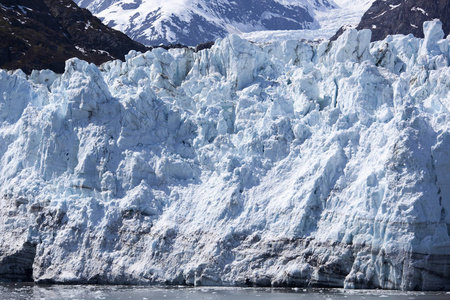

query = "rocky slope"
[356,0,450,41]
[0,0,148,74]
[73,0,335,46]
[1,20,450,290]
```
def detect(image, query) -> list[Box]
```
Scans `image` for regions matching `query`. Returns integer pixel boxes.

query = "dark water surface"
[1,284,450,300]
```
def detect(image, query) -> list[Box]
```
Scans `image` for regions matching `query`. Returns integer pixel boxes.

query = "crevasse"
[0,20,449,290]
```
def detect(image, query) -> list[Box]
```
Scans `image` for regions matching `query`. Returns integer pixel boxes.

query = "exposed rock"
[356,0,450,41]
[0,241,36,282]
[0,0,148,73]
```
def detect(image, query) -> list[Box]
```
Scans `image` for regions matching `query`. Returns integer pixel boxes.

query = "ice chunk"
[420,20,445,57]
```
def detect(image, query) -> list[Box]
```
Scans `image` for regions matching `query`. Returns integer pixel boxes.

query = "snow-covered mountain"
[73,0,335,46]
[1,20,450,290]
[241,0,375,43]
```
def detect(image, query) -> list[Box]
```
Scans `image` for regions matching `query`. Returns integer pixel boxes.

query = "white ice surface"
[0,21,450,289]
[240,0,374,43]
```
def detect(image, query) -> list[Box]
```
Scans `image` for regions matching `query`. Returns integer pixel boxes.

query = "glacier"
[0,20,450,290]
[241,0,375,43]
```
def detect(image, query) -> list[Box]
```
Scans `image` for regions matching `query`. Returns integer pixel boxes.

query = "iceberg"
[0,21,449,291]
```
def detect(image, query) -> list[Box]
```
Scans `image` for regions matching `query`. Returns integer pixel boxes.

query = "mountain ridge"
[356,0,450,41]
[0,0,148,73]
[74,0,335,46]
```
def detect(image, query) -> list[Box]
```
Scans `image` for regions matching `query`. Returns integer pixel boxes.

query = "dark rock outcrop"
[356,0,450,41]
[0,242,36,282]
[0,0,148,73]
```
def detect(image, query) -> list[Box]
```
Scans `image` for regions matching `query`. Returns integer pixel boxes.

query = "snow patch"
[411,7,428,16]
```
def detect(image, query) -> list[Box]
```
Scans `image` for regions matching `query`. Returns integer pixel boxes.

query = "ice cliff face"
[1,20,450,290]
[73,0,333,46]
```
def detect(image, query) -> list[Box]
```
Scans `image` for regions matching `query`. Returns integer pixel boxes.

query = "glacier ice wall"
[1,21,450,290]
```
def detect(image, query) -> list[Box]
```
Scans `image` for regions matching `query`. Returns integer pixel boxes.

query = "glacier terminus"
[0,20,450,291]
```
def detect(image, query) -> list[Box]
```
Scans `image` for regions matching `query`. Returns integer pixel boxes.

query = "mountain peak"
[74,0,335,46]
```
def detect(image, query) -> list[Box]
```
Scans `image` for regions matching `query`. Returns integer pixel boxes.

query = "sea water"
[1,284,450,300]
